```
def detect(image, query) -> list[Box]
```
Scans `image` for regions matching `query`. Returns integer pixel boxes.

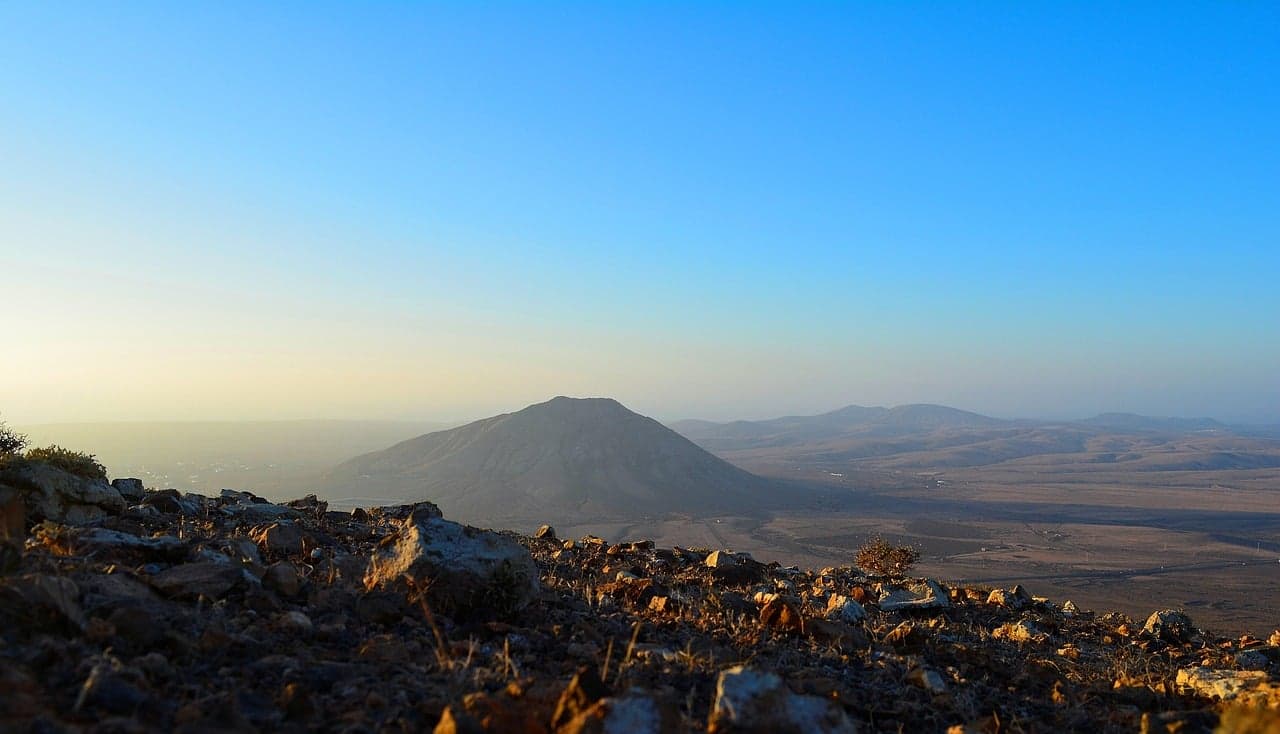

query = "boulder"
[558,692,677,734]
[708,666,858,733]
[706,550,742,568]
[534,524,557,540]
[364,515,539,617]
[993,620,1047,644]
[111,478,147,503]
[878,580,949,612]
[0,462,125,524]
[252,522,305,556]
[825,595,866,623]
[986,585,1032,609]
[263,561,302,597]
[1176,667,1280,705]
[1142,609,1195,642]
[74,528,186,555]
[148,561,245,600]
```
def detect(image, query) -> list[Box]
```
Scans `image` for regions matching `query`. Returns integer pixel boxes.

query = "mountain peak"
[324,397,785,525]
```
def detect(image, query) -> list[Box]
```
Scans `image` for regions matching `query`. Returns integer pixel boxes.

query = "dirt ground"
[561,464,1280,637]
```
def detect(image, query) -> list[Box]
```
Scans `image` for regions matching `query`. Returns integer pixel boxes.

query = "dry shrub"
[23,445,107,481]
[855,535,920,577]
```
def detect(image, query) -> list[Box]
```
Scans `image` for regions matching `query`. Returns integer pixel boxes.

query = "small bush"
[855,535,920,577]
[0,421,27,455]
[23,445,107,481]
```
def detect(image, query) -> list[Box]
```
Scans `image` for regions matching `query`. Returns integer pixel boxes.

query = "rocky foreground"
[2,463,1279,733]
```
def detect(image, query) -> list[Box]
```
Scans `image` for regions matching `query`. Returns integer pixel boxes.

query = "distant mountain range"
[321,397,790,526]
[667,404,1280,473]
[670,403,1006,448]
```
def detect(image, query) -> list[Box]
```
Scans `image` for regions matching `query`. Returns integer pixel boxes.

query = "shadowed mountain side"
[323,397,800,526]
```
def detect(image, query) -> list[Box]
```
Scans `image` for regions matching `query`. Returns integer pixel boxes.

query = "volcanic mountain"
[323,397,785,526]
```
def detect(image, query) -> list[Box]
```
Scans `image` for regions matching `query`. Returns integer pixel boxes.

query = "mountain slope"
[323,397,784,525]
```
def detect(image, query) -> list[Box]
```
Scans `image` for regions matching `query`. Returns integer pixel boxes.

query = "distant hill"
[323,397,787,526]
[670,403,1006,450]
[1079,413,1226,434]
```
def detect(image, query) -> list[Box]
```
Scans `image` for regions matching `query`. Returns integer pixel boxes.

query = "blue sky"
[1,3,1277,423]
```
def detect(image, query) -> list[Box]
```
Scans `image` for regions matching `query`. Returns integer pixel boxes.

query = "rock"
[825,595,866,623]
[1143,610,1195,642]
[878,580,950,612]
[223,498,302,523]
[759,596,805,633]
[648,596,678,614]
[364,515,539,616]
[0,485,23,573]
[1236,650,1271,671]
[0,462,125,524]
[74,528,186,555]
[1,574,85,630]
[708,666,858,733]
[986,585,1032,609]
[111,478,146,503]
[706,550,742,568]
[907,666,947,694]
[253,521,305,556]
[148,561,244,599]
[558,692,677,734]
[286,494,328,517]
[278,610,313,634]
[1176,667,1280,704]
[356,590,406,624]
[263,561,302,597]
[535,524,557,540]
[278,681,315,722]
[993,621,1046,644]
[552,665,610,730]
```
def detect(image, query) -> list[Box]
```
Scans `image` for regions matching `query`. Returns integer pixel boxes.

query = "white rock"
[1176,667,1279,703]
[705,550,742,568]
[825,595,867,623]
[0,463,125,524]
[364,515,539,613]
[709,666,858,733]
[878,580,950,612]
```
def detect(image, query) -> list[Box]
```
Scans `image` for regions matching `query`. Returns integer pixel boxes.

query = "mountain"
[322,397,784,525]
[670,403,1006,450]
[1079,413,1226,434]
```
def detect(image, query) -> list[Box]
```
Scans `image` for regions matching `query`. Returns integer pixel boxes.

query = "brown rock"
[263,561,302,597]
[252,522,305,556]
[149,561,243,600]
[534,524,557,540]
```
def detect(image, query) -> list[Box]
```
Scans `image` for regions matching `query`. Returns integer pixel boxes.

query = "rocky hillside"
[2,462,1279,732]
[323,397,787,526]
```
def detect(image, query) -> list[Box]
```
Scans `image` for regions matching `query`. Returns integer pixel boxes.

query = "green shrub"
[0,421,26,455]
[23,445,107,481]
[855,535,920,577]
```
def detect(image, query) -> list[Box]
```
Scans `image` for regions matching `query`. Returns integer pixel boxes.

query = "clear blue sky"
[1,3,1277,423]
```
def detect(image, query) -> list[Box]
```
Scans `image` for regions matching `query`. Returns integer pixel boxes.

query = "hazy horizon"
[3,4,1277,425]
[11,398,1277,430]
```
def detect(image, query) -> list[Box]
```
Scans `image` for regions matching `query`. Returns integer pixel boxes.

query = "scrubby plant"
[0,420,27,455]
[23,445,107,481]
[855,535,920,577]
